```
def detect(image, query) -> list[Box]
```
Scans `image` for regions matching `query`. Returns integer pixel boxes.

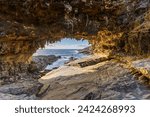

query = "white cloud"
[44,44,89,49]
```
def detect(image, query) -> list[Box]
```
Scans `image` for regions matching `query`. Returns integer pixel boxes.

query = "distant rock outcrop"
[30,55,61,72]
[78,46,92,54]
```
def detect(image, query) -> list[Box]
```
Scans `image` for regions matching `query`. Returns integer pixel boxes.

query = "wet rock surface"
[40,57,150,100]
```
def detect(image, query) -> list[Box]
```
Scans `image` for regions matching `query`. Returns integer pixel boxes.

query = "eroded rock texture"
[0,0,150,99]
[0,0,150,55]
[40,60,150,100]
[0,40,44,82]
[0,40,60,99]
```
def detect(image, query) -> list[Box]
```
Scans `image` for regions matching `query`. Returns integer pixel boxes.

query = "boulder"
[29,55,61,72]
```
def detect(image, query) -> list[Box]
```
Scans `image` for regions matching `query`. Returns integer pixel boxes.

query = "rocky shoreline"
[30,55,61,75]
[0,55,60,100]
[78,46,92,55]
[0,0,150,100]
[1,53,150,100]
[38,55,150,100]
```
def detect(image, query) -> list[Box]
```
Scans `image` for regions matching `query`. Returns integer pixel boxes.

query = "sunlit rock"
[0,0,150,100]
[132,58,150,79]
[0,0,149,55]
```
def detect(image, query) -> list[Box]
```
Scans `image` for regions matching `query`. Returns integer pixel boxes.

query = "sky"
[44,38,90,49]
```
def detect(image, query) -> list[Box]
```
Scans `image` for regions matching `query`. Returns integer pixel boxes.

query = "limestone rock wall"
[0,40,44,83]
[0,0,150,99]
[0,0,150,55]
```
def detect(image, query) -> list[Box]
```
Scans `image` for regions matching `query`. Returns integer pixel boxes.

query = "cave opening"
[33,38,91,70]
[0,0,150,100]
[0,37,91,84]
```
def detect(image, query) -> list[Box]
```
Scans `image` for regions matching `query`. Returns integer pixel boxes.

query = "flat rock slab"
[39,60,150,100]
[0,79,42,100]
[131,58,150,78]
[67,55,110,67]
[0,92,37,100]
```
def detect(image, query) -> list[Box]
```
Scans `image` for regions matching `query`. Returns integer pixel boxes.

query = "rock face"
[0,79,43,100]
[0,39,59,81]
[0,0,150,99]
[39,57,150,100]
[0,0,149,79]
[0,40,60,99]
[0,0,149,55]
[0,54,59,99]
[30,55,61,72]
[131,58,150,79]
[78,46,92,54]
[0,40,45,82]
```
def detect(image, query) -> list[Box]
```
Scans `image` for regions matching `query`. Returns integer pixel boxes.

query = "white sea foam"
[34,49,88,70]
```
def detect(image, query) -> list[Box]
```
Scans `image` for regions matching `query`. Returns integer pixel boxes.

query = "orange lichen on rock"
[89,29,123,54]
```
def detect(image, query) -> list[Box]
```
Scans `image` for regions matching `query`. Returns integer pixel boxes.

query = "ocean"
[33,49,88,70]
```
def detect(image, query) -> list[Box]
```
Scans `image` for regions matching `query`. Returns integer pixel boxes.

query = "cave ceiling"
[0,0,150,56]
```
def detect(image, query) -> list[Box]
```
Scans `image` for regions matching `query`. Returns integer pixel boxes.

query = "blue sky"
[44,38,90,49]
